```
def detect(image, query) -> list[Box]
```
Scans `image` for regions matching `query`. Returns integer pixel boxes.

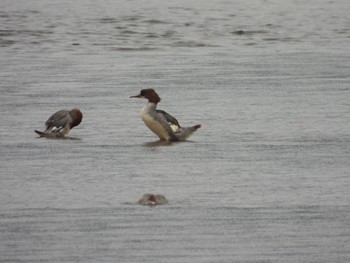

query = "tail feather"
[34,130,68,138]
[34,130,48,137]
[193,124,201,130]
[175,124,201,141]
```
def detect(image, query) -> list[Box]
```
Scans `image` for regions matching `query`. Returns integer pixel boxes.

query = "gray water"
[1,0,350,262]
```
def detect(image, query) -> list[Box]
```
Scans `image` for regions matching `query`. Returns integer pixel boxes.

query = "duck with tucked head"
[130,89,201,141]
[138,193,169,206]
[34,108,83,138]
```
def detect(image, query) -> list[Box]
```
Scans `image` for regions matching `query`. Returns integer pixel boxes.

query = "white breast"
[141,105,171,141]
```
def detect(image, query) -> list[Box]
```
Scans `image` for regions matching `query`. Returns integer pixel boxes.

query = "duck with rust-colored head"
[138,193,169,206]
[34,108,83,138]
[130,89,201,141]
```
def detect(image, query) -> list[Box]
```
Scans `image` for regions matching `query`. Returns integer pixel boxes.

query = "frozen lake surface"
[0,0,349,262]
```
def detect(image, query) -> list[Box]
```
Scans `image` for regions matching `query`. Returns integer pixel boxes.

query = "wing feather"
[156,110,180,128]
[45,110,69,130]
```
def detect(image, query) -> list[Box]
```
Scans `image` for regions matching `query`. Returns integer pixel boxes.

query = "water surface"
[0,0,350,262]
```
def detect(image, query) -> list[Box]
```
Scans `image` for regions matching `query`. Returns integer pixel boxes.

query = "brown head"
[138,193,168,205]
[68,108,83,129]
[130,89,161,104]
[147,194,157,203]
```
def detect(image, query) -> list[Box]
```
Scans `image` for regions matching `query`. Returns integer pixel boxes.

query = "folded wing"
[45,110,70,132]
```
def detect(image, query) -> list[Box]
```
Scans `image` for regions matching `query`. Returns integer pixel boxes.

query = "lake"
[0,0,349,262]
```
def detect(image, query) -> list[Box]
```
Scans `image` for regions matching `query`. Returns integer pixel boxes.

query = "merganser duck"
[34,108,83,138]
[130,89,201,141]
[138,193,169,205]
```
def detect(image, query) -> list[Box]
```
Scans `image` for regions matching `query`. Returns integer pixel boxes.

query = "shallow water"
[1,0,350,262]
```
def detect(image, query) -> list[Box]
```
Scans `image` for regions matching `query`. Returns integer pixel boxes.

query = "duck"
[34,108,83,138]
[130,89,201,141]
[138,193,169,205]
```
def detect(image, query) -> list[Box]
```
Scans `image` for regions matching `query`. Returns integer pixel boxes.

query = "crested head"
[130,88,161,104]
[69,108,83,129]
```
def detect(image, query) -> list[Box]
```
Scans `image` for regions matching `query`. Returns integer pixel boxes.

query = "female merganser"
[130,89,201,141]
[138,193,169,205]
[34,108,83,138]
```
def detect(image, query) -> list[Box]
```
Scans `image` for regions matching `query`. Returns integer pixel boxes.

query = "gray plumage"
[131,89,201,141]
[35,108,83,138]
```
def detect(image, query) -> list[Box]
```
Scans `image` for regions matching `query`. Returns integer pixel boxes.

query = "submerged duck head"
[130,89,161,104]
[138,193,169,206]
